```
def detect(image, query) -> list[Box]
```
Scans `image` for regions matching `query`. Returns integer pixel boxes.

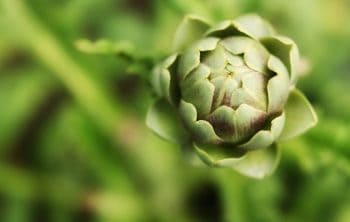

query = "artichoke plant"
[147,14,317,178]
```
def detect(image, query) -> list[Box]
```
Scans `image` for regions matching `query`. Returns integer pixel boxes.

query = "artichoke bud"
[147,14,317,178]
[179,38,286,145]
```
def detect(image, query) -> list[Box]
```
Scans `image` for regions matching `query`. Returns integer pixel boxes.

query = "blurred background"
[0,0,350,221]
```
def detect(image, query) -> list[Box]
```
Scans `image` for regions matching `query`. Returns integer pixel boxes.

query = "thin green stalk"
[216,170,248,222]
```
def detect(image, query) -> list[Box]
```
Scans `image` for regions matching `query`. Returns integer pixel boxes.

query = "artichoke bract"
[147,14,317,178]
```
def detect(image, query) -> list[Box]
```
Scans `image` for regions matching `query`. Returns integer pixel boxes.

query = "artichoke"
[147,14,317,178]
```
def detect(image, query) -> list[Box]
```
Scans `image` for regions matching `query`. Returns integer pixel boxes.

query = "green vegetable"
[147,14,317,179]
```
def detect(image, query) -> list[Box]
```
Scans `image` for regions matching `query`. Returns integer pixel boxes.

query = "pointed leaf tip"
[217,144,281,179]
[173,15,211,52]
[234,14,275,39]
[278,89,318,141]
[194,143,280,179]
[146,99,186,143]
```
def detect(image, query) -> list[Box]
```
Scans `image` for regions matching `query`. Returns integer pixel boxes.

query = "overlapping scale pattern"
[179,36,289,144]
[147,14,317,178]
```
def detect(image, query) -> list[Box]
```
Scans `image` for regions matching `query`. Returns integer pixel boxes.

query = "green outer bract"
[147,14,318,179]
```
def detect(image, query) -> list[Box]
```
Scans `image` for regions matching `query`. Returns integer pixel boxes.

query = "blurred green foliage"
[0,0,350,221]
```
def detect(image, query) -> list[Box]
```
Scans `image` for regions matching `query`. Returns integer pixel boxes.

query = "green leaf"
[178,100,197,125]
[206,14,274,40]
[193,142,246,167]
[244,41,270,73]
[181,77,214,118]
[238,113,285,150]
[207,105,267,144]
[266,55,291,113]
[178,100,222,144]
[278,89,318,141]
[178,47,201,80]
[206,20,238,37]
[219,144,281,179]
[234,14,275,39]
[194,145,219,167]
[151,54,178,104]
[192,120,223,144]
[195,143,281,179]
[173,14,211,52]
[146,99,186,143]
[195,37,220,51]
[75,39,135,56]
[260,36,300,83]
[221,36,254,55]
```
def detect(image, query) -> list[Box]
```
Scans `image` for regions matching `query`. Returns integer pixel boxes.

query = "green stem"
[216,170,248,222]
